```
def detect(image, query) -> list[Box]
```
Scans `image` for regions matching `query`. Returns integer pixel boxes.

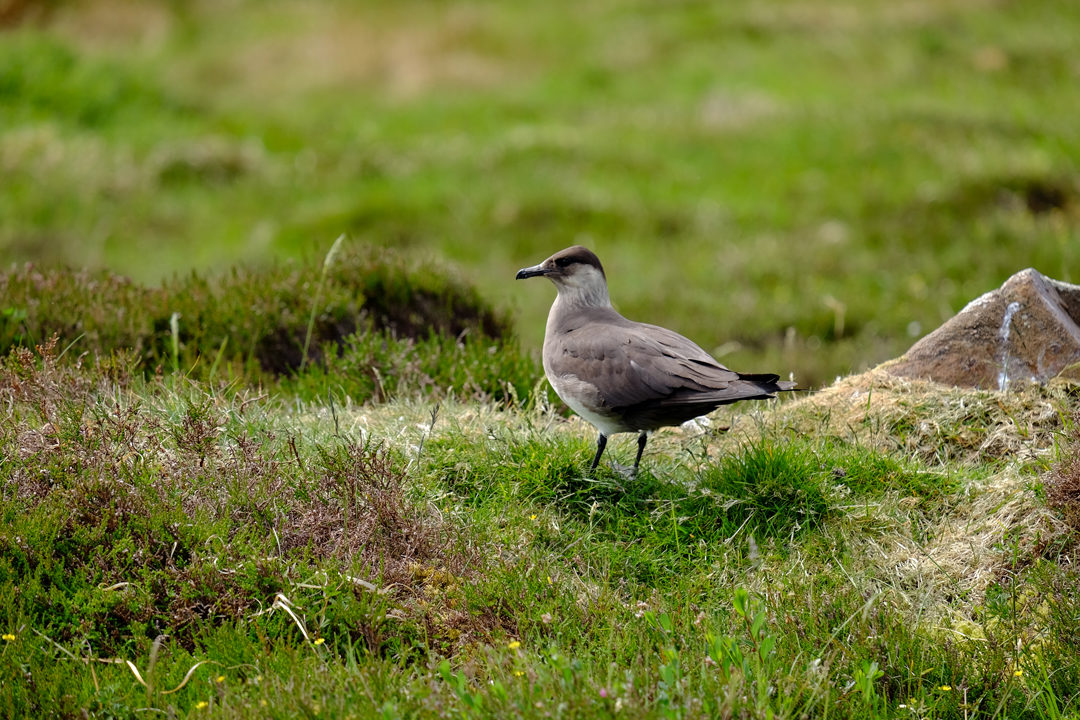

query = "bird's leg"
[589,433,608,472]
[611,432,648,479]
[633,432,648,473]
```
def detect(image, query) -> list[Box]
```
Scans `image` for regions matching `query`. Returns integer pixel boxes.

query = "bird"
[516,245,797,475]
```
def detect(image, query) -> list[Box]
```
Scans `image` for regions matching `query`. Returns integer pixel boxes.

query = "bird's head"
[515,245,610,307]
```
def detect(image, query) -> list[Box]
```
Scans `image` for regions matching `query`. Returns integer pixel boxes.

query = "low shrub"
[0,244,537,404]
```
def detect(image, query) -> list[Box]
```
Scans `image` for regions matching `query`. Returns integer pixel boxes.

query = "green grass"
[2,0,1079,385]
[3,340,1078,718]
[3,1,1080,717]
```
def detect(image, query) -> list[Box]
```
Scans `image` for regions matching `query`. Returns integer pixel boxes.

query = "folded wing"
[548,314,793,417]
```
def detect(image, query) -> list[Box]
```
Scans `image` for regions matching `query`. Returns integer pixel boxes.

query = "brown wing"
[547,312,777,412]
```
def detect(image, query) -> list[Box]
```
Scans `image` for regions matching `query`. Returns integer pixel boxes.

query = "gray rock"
[884,268,1080,389]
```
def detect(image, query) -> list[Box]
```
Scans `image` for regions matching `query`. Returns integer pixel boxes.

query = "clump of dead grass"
[716,367,1066,467]
[1,335,111,423]
[878,467,1066,618]
[283,442,471,584]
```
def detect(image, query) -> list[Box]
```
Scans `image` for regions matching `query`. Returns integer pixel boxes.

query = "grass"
[3,1,1080,716]
[1,0,1079,385]
[2,337,1078,718]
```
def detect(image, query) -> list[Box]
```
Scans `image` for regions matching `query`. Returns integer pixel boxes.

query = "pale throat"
[551,267,612,311]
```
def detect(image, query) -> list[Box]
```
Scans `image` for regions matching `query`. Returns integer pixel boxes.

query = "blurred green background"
[2,0,1078,387]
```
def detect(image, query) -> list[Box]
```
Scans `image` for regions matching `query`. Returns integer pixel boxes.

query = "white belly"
[547,371,630,436]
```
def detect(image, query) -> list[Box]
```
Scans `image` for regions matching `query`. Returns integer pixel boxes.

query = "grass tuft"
[701,442,829,541]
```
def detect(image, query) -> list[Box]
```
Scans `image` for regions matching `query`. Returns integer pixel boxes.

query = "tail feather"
[737,372,798,394]
[737,372,780,383]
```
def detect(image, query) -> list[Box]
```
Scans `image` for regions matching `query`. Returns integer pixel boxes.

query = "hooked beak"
[515,263,549,280]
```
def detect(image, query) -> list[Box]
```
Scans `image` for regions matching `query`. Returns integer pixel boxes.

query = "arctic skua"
[516,245,796,474]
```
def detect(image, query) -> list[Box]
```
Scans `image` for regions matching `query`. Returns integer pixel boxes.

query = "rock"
[884,268,1080,390]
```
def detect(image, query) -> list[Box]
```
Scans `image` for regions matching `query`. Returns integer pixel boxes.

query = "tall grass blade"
[300,234,346,372]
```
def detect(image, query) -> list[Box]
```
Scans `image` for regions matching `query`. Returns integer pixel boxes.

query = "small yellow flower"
[939,685,952,691]
[314,637,325,645]
[514,670,525,677]
[260,699,268,707]
[215,675,225,683]
[547,576,553,585]
[195,701,209,709]
[530,514,537,520]
[1,634,14,642]
[508,640,521,649]
[1014,669,1024,677]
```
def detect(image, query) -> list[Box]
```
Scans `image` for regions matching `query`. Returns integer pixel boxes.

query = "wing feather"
[546,314,747,410]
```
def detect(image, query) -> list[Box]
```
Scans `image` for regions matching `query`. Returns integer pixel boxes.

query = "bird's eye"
[554,257,572,268]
